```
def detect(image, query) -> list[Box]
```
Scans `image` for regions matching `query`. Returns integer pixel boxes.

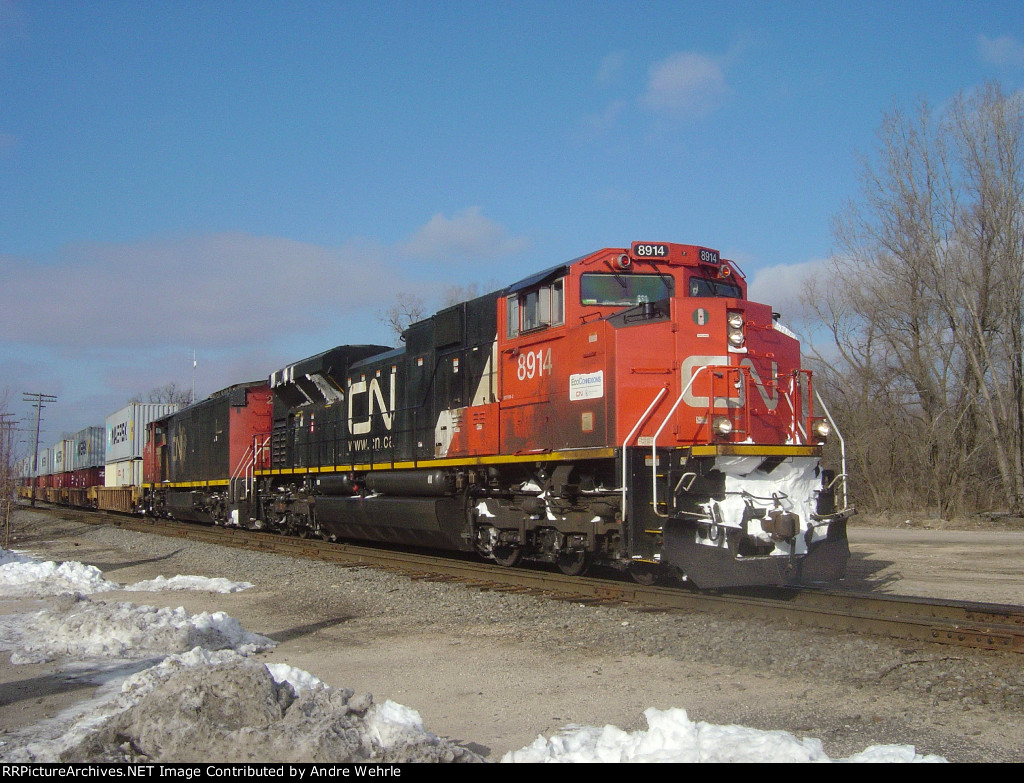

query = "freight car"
[142,241,853,589]
[16,426,107,507]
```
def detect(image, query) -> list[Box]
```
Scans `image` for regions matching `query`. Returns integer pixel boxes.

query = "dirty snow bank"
[0,546,252,596]
[3,649,480,763]
[3,593,273,664]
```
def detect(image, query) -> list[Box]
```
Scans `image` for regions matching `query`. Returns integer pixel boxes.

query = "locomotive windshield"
[580,273,674,306]
[688,277,742,299]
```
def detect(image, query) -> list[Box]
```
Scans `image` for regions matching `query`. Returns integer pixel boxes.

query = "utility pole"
[22,392,57,508]
[0,413,16,548]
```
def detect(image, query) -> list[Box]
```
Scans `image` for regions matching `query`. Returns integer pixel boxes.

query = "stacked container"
[50,438,74,486]
[105,403,180,487]
[36,448,51,486]
[71,426,105,487]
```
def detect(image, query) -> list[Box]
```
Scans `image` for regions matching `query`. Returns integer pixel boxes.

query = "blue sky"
[2,0,1023,446]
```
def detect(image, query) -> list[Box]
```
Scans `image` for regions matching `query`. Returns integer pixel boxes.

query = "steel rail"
[29,506,1024,655]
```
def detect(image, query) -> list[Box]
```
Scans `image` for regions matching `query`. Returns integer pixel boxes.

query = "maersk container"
[72,426,105,470]
[105,458,143,488]
[105,403,180,464]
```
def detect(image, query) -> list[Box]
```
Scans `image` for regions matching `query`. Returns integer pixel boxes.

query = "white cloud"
[397,207,528,261]
[0,211,531,436]
[0,209,528,354]
[640,51,729,119]
[0,234,387,348]
[978,34,1024,68]
[746,257,828,319]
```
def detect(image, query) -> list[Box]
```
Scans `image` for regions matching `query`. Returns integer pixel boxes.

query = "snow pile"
[503,707,946,763]
[5,650,481,763]
[0,546,253,596]
[2,594,274,664]
[0,557,120,596]
[266,662,326,691]
[123,574,254,593]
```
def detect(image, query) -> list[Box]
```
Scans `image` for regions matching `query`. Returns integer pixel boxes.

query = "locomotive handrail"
[229,443,255,504]
[651,365,712,519]
[781,390,807,444]
[780,371,813,445]
[814,390,848,509]
[230,444,254,483]
[249,436,271,498]
[674,472,698,493]
[620,386,669,523]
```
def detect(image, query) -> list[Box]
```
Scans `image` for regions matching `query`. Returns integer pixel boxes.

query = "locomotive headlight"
[811,418,831,441]
[727,311,745,348]
[712,416,734,437]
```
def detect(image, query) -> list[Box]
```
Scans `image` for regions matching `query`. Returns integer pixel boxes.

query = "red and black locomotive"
[143,241,852,588]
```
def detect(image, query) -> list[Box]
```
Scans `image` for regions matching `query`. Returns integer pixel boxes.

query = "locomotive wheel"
[629,563,661,586]
[556,550,591,576]
[493,545,522,567]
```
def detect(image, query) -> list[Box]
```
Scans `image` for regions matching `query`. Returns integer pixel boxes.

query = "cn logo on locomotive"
[348,366,397,435]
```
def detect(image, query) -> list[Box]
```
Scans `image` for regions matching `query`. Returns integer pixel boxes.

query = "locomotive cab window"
[580,273,674,307]
[507,278,564,337]
[688,277,742,299]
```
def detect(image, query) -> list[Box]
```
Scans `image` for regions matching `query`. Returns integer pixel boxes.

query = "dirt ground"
[2,509,1024,762]
[839,525,1024,606]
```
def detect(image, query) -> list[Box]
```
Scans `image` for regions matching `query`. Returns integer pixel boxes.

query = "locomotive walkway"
[34,505,1024,657]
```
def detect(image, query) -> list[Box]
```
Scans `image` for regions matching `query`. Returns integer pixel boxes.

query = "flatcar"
[140,241,853,589]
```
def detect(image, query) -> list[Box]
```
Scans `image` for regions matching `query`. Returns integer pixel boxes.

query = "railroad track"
[31,505,1024,656]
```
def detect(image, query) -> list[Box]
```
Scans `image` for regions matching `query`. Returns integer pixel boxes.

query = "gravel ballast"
[2,508,1023,762]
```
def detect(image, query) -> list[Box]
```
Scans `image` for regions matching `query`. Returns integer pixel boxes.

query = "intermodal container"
[105,403,180,463]
[36,447,51,479]
[72,426,105,470]
[105,458,143,488]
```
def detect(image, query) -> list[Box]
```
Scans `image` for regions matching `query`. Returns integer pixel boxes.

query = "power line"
[22,392,57,508]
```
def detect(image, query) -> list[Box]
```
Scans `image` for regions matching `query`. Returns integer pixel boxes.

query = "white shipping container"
[50,439,74,474]
[15,456,32,479]
[104,458,143,488]
[105,403,180,463]
[36,447,51,476]
[72,426,105,470]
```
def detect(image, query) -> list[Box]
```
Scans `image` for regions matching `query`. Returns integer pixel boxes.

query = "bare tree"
[129,382,194,406]
[377,281,506,341]
[378,292,427,340]
[805,83,1024,517]
[441,280,502,307]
